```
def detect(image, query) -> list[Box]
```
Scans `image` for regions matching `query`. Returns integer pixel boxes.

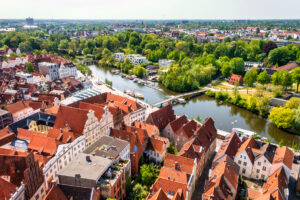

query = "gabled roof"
[6,100,32,115]
[54,105,89,135]
[235,137,257,163]
[134,121,159,137]
[47,128,74,143]
[175,120,199,139]
[147,188,169,200]
[203,162,239,200]
[254,143,277,163]
[229,74,243,81]
[214,132,241,162]
[275,61,299,71]
[195,117,217,150]
[148,137,166,154]
[168,115,188,133]
[272,147,293,170]
[178,136,204,161]
[146,104,176,131]
[77,101,105,121]
[110,128,137,152]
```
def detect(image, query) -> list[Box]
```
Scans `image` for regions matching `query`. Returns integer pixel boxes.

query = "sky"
[1,0,300,20]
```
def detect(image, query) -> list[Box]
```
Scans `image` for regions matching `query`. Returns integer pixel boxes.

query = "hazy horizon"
[1,0,300,20]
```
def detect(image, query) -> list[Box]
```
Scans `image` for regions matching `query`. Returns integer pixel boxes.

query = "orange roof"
[134,121,159,137]
[175,120,200,139]
[47,128,74,143]
[148,137,167,154]
[158,167,188,185]
[0,177,17,200]
[151,177,187,200]
[17,128,47,141]
[147,188,169,200]
[54,105,89,135]
[78,101,105,121]
[203,162,239,200]
[43,185,67,200]
[262,167,288,199]
[235,137,257,163]
[27,135,59,156]
[272,147,293,170]
[45,105,59,115]
[6,100,32,115]
[168,115,188,133]
[146,104,176,131]
[214,132,241,162]
[164,153,194,175]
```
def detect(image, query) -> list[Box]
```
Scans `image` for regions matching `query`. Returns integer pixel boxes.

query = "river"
[90,65,300,147]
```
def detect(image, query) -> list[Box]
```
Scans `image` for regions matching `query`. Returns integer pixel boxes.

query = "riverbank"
[89,65,300,147]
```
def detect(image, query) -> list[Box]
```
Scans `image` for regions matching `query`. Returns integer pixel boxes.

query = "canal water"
[90,65,300,147]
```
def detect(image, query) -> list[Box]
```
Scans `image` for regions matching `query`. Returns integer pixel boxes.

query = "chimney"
[175,161,180,171]
[60,128,62,133]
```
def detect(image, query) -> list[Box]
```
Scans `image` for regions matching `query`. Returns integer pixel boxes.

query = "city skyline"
[1,0,300,20]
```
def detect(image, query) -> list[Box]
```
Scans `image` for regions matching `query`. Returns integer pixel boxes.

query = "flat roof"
[84,136,129,160]
[58,153,112,181]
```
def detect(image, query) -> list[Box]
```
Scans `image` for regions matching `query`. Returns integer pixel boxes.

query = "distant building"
[113,53,125,62]
[26,17,34,26]
[159,59,175,67]
[127,54,149,66]
[38,62,59,81]
[0,109,13,129]
[228,74,243,86]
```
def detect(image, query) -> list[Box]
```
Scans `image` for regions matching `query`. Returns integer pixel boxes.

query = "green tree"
[229,57,245,75]
[131,65,146,78]
[268,47,291,66]
[195,115,201,122]
[292,143,299,152]
[292,67,300,93]
[140,163,155,186]
[244,70,257,87]
[269,107,295,129]
[257,71,270,85]
[271,71,282,86]
[279,139,284,147]
[167,142,178,155]
[285,97,300,109]
[220,62,231,78]
[132,183,148,200]
[280,71,293,89]
[25,62,34,73]
[256,96,271,117]
[295,106,300,129]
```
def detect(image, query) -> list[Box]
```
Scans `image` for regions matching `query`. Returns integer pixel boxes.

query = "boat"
[177,98,186,104]
[133,79,138,83]
[124,90,130,94]
[121,74,125,78]
[135,93,144,99]
[232,128,261,138]
[139,81,146,85]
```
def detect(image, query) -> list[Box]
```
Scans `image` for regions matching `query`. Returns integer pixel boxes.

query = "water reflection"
[90,65,300,147]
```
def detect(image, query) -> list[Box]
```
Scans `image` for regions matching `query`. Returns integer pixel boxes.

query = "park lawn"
[227,88,274,101]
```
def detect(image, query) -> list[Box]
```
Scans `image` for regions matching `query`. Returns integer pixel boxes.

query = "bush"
[206,90,216,97]
[215,91,230,101]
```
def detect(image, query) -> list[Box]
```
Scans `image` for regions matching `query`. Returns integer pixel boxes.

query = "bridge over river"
[152,87,208,107]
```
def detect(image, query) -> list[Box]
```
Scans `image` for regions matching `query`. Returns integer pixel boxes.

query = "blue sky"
[1,0,300,19]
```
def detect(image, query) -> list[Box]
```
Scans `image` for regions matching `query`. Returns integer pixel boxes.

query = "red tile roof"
[6,100,32,115]
[45,105,59,115]
[27,135,60,156]
[214,132,241,162]
[17,128,47,141]
[147,188,169,200]
[272,147,293,170]
[0,127,15,146]
[77,101,105,121]
[54,105,89,135]
[275,62,299,71]
[0,177,17,200]
[47,128,74,143]
[134,121,159,137]
[146,104,176,131]
[168,115,188,133]
[235,137,257,163]
[175,120,200,139]
[164,153,194,175]
[43,185,67,200]
[148,137,167,154]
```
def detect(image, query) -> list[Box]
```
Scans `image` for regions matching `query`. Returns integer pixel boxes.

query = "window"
[238,160,241,164]
[257,169,260,173]
[258,162,261,166]
[263,166,266,171]
[35,194,39,200]
[240,155,242,158]
[261,174,265,179]
[244,156,246,159]
[243,162,247,166]
[242,169,246,174]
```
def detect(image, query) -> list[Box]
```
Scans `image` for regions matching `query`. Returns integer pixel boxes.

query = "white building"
[2,57,27,68]
[112,53,125,62]
[15,72,34,84]
[123,107,146,126]
[38,62,59,81]
[42,136,86,188]
[127,54,149,66]
[159,59,175,67]
[58,63,77,79]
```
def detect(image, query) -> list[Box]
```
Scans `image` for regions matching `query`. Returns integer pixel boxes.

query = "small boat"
[177,98,186,104]
[135,93,144,99]
[133,79,138,83]
[124,90,130,94]
[139,81,146,85]
[232,128,259,138]
[121,74,125,78]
